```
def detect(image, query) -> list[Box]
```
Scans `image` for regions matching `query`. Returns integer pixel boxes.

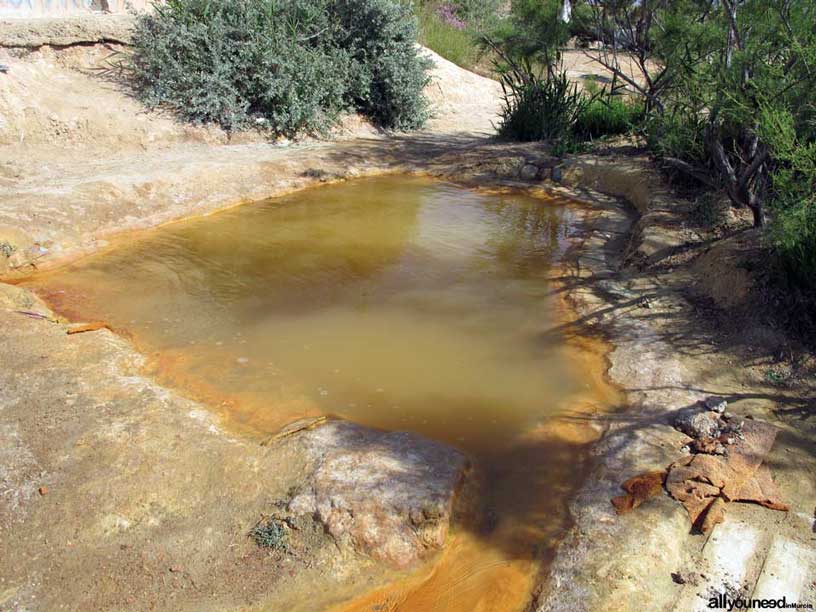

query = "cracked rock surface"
[287,420,468,568]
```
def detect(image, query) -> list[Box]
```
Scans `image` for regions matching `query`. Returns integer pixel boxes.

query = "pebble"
[671,571,700,586]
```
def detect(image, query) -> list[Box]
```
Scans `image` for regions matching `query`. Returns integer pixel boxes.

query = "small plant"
[0,241,16,258]
[764,368,789,386]
[689,193,729,228]
[302,168,331,180]
[496,68,588,145]
[249,517,289,550]
[573,94,644,140]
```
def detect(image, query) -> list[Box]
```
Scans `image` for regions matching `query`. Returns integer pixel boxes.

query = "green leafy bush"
[567,1,594,41]
[496,69,587,144]
[487,0,569,67]
[128,0,430,135]
[573,94,644,140]
[773,200,816,289]
[453,0,502,27]
[333,0,431,130]
[645,108,709,169]
[761,107,816,290]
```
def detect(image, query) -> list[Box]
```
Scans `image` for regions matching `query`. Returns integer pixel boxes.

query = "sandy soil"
[1,15,814,612]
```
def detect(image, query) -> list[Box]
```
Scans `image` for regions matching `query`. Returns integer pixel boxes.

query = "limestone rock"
[674,408,721,439]
[287,420,468,568]
[704,397,728,414]
[519,163,539,181]
[0,15,136,48]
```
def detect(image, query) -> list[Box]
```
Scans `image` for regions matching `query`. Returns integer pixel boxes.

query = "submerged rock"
[286,420,468,568]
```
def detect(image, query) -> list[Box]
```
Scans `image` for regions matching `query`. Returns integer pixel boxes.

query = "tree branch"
[581,49,663,111]
[737,147,769,193]
[663,157,718,188]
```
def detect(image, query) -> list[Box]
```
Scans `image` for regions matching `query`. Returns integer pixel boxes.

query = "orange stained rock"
[66,321,111,335]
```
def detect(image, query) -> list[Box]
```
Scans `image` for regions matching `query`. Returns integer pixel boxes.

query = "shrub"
[761,108,816,289]
[332,0,432,130]
[128,0,430,135]
[496,70,587,144]
[453,0,503,28]
[128,0,346,134]
[483,0,570,70]
[573,94,644,140]
[567,1,594,41]
[645,107,709,169]
[773,200,816,289]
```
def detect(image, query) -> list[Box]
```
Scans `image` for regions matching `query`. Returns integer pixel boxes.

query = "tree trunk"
[747,194,765,227]
[560,0,572,24]
[751,205,764,227]
[705,121,767,228]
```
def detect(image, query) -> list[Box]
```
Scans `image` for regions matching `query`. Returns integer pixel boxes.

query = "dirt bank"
[0,19,499,277]
[0,281,393,611]
[2,15,814,612]
[533,157,816,610]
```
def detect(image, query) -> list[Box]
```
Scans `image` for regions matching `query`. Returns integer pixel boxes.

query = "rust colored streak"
[611,470,667,515]
[67,321,111,335]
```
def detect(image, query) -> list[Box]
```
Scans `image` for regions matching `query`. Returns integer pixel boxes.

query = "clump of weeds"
[249,517,290,551]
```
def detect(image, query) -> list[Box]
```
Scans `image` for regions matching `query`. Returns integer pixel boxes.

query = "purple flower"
[436,4,467,30]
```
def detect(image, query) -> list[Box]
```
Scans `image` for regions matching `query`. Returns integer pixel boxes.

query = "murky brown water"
[26,176,619,611]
